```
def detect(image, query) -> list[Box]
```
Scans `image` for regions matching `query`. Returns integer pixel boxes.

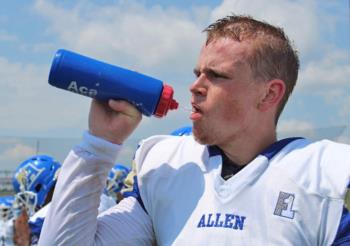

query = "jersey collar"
[208,137,303,160]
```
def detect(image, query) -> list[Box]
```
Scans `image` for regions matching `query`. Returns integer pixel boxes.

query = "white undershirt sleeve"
[38,131,155,246]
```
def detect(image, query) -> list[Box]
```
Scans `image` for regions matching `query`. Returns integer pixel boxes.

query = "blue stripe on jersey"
[208,137,302,160]
[261,137,303,160]
[331,208,350,245]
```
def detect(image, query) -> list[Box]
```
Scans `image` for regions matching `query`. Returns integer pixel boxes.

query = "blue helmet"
[12,155,61,208]
[170,126,192,136]
[105,164,130,196]
[0,196,14,221]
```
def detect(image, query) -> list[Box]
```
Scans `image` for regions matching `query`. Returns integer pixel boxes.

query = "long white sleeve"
[38,131,154,246]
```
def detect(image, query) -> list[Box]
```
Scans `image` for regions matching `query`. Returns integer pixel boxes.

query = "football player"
[99,163,130,213]
[0,196,15,246]
[12,155,61,246]
[40,15,350,245]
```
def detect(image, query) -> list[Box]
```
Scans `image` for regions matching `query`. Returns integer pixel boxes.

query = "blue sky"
[0,0,349,170]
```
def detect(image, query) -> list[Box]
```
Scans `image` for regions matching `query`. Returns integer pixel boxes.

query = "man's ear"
[258,79,286,111]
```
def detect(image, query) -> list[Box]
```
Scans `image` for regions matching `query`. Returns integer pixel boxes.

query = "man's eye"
[212,72,221,78]
[209,71,222,79]
[193,69,200,78]
[210,71,229,79]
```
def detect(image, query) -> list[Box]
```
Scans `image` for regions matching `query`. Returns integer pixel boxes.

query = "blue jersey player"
[40,15,350,245]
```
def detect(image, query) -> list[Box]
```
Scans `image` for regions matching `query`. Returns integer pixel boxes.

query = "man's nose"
[189,76,207,96]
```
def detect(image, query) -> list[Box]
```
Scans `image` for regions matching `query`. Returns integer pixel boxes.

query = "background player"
[0,195,15,246]
[99,163,130,213]
[12,155,61,246]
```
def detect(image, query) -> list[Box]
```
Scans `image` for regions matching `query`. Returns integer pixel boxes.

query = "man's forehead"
[207,36,249,52]
[198,39,249,68]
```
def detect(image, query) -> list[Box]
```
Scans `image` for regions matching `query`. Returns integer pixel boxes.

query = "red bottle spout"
[170,99,179,110]
[154,83,179,118]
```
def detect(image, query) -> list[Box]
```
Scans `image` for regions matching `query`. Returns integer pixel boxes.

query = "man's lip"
[190,103,202,121]
[191,102,201,113]
[190,111,202,121]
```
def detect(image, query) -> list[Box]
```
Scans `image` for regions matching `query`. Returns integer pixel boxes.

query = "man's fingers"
[108,99,142,119]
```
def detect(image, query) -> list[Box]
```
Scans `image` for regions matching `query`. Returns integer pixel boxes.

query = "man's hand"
[89,99,142,144]
[13,209,31,246]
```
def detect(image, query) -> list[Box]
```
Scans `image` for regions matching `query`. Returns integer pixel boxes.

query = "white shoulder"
[271,139,350,199]
[316,140,350,198]
[134,135,202,177]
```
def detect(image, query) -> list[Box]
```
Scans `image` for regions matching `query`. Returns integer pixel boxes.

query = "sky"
[0,0,349,170]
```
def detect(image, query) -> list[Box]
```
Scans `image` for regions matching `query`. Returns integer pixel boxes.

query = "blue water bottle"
[48,49,179,117]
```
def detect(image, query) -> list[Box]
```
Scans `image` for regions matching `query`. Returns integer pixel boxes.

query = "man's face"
[190,37,266,147]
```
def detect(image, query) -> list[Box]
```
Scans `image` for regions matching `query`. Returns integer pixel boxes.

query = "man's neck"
[218,130,277,166]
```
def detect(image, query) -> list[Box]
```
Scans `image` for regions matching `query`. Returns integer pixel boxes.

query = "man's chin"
[193,131,211,145]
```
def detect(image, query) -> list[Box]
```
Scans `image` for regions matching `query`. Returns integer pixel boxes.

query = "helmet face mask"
[12,191,38,217]
[12,155,61,210]
[105,164,130,197]
[0,196,14,221]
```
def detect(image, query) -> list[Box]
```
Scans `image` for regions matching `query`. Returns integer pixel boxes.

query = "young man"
[39,15,350,245]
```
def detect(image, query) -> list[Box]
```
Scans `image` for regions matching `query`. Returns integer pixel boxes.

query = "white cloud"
[0,56,89,134]
[33,0,205,75]
[322,89,347,104]
[24,42,57,54]
[0,57,46,93]
[277,119,314,133]
[298,51,350,90]
[210,0,319,55]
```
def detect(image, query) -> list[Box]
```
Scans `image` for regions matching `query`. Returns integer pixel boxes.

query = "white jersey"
[30,194,116,244]
[135,135,350,245]
[39,132,350,246]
